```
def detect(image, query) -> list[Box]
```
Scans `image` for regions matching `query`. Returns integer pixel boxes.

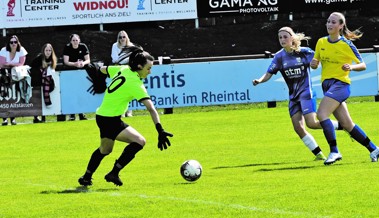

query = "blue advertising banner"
[130,53,378,109]
[130,58,287,109]
[1,53,377,117]
[59,69,105,114]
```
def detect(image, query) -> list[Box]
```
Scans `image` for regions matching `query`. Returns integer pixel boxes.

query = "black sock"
[111,143,143,175]
[84,148,107,178]
[311,147,322,155]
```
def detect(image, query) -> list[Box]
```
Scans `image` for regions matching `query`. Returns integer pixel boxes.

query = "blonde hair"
[117,30,134,48]
[278,27,311,52]
[41,43,57,69]
[330,12,362,41]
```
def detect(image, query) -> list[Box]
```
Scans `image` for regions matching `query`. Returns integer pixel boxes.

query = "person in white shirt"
[111,30,141,117]
[0,35,28,126]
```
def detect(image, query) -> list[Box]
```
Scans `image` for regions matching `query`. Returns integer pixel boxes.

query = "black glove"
[86,76,96,95]
[156,123,173,151]
[85,63,107,94]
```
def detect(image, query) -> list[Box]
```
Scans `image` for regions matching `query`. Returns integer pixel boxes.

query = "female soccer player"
[253,26,342,161]
[310,12,379,165]
[78,49,173,186]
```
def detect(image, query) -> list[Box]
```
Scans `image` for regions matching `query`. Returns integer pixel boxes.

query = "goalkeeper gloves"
[156,123,173,151]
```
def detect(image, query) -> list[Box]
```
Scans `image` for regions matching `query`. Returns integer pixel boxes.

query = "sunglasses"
[119,36,126,39]
[9,41,18,44]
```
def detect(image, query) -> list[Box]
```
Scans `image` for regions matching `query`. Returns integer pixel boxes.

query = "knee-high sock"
[349,125,377,152]
[85,148,108,177]
[301,134,321,155]
[111,142,143,175]
[331,120,343,130]
[320,119,338,153]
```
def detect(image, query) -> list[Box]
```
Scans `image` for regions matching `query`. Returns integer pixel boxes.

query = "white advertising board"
[1,0,197,28]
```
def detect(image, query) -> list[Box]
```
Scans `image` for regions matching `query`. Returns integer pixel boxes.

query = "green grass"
[1,97,379,218]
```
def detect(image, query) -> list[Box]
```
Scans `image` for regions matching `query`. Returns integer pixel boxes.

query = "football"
[180,160,202,182]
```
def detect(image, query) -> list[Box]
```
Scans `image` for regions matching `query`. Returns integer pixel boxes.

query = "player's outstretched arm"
[252,73,272,86]
[142,99,174,151]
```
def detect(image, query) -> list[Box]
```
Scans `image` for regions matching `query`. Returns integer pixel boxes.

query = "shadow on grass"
[40,186,119,194]
[213,161,351,172]
[256,165,316,172]
[212,161,303,169]
[174,182,199,185]
[257,161,353,172]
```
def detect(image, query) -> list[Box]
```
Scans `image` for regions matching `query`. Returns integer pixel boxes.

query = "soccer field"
[1,101,379,218]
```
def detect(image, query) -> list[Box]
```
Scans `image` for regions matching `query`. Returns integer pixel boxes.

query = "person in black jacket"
[62,34,90,121]
[30,43,57,123]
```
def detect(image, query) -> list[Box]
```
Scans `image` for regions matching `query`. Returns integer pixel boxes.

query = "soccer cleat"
[314,153,327,161]
[105,172,123,186]
[370,148,379,162]
[2,120,8,126]
[78,176,93,186]
[69,115,76,121]
[79,114,88,120]
[324,152,342,165]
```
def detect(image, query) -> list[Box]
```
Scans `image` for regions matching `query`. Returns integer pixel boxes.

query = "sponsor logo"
[7,0,16,16]
[137,0,145,10]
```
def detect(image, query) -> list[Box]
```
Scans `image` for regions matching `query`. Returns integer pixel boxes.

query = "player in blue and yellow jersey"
[311,12,379,165]
[253,27,342,161]
[78,49,173,186]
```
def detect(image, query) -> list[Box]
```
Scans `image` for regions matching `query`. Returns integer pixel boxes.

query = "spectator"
[30,43,57,123]
[311,12,379,165]
[111,30,141,117]
[0,35,28,126]
[62,33,89,121]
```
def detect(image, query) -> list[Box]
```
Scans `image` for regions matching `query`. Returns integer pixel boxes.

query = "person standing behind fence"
[63,33,90,121]
[111,30,141,117]
[253,27,343,161]
[0,35,28,126]
[310,12,379,165]
[30,43,57,123]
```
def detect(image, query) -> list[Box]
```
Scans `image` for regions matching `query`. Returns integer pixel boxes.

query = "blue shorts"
[289,96,317,117]
[322,79,350,103]
[96,115,129,140]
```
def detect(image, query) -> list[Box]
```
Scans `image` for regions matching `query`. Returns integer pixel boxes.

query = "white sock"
[301,134,318,151]
[331,120,339,130]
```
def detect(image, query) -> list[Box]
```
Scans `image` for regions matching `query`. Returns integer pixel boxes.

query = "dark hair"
[117,45,143,65]
[6,35,21,52]
[129,50,154,71]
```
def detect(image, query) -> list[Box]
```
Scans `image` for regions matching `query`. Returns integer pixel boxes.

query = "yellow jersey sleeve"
[314,36,363,84]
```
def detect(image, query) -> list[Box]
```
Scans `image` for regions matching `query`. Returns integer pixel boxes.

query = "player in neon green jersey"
[78,49,173,186]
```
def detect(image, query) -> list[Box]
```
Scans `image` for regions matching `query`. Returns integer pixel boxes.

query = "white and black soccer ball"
[180,160,202,182]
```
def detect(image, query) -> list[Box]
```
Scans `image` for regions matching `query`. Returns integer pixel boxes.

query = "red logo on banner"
[73,0,128,10]
[7,0,16,16]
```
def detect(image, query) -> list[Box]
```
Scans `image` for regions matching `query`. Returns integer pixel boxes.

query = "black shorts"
[96,115,129,140]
